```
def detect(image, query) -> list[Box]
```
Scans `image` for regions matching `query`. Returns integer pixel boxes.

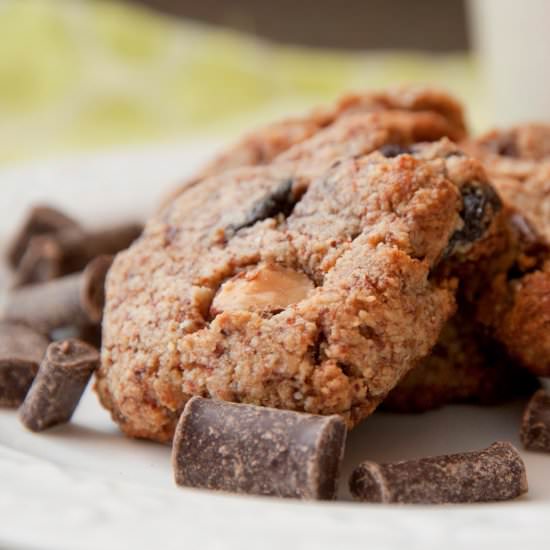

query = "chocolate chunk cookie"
[97,130,498,442]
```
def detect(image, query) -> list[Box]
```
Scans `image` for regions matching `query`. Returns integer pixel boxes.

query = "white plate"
[0,143,549,550]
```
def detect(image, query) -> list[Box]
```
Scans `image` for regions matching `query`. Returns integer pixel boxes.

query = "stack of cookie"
[96,87,549,445]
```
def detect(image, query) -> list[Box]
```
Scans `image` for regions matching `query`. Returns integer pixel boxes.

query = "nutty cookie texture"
[97,134,498,443]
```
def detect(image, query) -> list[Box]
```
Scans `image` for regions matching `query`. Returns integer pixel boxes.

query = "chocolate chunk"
[14,236,64,286]
[172,397,347,499]
[228,180,297,234]
[7,205,81,268]
[521,389,550,452]
[444,182,502,258]
[378,144,411,158]
[0,322,49,407]
[349,442,527,504]
[19,339,99,432]
[77,324,102,349]
[14,223,141,287]
[2,255,112,334]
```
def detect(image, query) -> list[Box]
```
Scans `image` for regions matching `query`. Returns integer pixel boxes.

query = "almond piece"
[211,263,313,315]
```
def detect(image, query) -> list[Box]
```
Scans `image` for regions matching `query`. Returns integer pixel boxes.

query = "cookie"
[467,125,550,242]
[166,107,509,418]
[97,129,498,442]
[467,217,550,377]
[463,127,550,375]
[164,86,467,204]
[473,124,550,162]
[475,256,550,376]
[383,312,539,413]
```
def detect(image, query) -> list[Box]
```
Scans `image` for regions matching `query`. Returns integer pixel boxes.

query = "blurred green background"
[0,0,483,164]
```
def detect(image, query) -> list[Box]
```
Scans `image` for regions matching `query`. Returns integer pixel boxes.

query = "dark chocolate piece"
[7,205,80,268]
[19,339,99,431]
[0,322,50,407]
[349,442,527,504]
[14,223,141,286]
[172,397,347,499]
[14,235,64,287]
[2,255,112,334]
[521,389,550,452]
[77,324,102,349]
[228,180,297,234]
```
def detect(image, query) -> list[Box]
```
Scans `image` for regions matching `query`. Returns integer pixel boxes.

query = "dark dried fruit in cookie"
[378,144,411,158]
[97,133,499,443]
[227,179,297,234]
[444,182,502,259]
